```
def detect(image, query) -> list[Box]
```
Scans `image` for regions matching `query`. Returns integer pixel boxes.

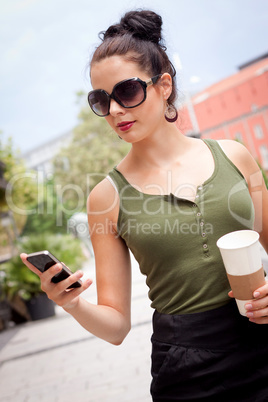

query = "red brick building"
[178,53,268,171]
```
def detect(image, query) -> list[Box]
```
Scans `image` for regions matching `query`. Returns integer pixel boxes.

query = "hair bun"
[102,10,163,45]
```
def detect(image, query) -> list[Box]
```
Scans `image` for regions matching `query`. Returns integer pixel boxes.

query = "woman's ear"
[159,73,173,100]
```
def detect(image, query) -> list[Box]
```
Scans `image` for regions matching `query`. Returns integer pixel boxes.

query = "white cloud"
[173,53,183,71]
[190,76,201,84]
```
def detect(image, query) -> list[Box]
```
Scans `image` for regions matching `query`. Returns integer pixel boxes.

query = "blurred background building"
[178,52,268,172]
[22,131,72,175]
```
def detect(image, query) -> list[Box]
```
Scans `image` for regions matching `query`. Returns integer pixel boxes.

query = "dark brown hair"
[90,10,177,106]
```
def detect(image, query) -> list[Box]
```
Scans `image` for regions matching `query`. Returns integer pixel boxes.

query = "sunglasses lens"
[88,90,109,116]
[114,80,145,107]
[88,79,147,116]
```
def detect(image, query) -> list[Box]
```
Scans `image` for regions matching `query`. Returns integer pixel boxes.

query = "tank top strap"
[203,138,245,181]
[107,167,128,193]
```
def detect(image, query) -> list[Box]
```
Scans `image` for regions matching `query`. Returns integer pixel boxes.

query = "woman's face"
[90,55,170,143]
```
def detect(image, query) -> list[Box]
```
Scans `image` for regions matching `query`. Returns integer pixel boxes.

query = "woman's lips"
[117,121,135,132]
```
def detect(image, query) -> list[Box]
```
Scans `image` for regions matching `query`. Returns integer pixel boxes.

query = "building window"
[260,145,268,170]
[254,125,264,139]
[251,104,258,112]
[234,132,243,142]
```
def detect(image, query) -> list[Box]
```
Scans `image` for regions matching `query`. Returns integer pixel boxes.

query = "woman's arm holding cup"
[244,144,268,323]
[222,140,268,323]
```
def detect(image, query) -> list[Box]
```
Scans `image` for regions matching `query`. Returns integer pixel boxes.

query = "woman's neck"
[127,126,193,170]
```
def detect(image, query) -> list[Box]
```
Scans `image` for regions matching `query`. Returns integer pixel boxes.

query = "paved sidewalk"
[0,256,153,402]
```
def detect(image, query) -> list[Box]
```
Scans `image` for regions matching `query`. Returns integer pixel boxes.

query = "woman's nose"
[109,99,125,116]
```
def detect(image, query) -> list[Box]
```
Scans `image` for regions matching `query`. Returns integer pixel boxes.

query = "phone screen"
[26,251,82,288]
[27,253,59,273]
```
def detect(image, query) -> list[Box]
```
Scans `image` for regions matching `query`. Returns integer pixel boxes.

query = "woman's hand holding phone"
[20,252,93,310]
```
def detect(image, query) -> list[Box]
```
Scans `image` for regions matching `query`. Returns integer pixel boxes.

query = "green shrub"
[1,234,86,301]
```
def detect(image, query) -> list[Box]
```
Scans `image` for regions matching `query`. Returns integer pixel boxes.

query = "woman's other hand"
[228,281,268,324]
[244,280,268,324]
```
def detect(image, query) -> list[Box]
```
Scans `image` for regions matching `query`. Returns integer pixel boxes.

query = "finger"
[41,263,63,284]
[65,277,92,296]
[228,290,234,298]
[247,295,268,310]
[252,282,268,299]
[43,271,91,301]
[246,306,268,319]
[249,315,268,325]
[245,298,268,317]
[51,270,85,293]
[20,253,42,277]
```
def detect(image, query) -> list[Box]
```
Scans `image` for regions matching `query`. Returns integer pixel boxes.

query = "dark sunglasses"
[87,74,162,117]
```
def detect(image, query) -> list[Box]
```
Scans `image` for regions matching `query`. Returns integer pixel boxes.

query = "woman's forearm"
[63,297,131,345]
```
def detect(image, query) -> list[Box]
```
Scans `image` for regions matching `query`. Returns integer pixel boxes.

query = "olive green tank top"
[108,139,254,314]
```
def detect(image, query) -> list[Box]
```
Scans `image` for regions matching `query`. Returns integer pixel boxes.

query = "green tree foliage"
[0,133,38,233]
[53,97,130,211]
[22,176,69,235]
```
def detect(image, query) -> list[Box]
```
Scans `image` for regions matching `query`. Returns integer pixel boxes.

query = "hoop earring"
[165,103,178,123]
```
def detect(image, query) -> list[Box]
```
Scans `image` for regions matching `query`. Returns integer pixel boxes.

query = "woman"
[21,10,268,401]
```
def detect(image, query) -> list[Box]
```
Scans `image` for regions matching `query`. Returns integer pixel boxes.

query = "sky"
[1,0,268,154]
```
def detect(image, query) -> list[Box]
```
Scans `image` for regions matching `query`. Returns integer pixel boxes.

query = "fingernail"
[245,303,253,310]
[55,264,62,272]
[247,312,254,317]
[254,291,260,298]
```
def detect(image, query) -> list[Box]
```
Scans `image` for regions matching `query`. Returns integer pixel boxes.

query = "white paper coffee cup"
[217,230,265,316]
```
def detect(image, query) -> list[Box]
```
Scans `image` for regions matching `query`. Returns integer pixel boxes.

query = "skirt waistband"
[152,300,262,349]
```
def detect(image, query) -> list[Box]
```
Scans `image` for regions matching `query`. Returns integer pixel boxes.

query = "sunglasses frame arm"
[145,74,162,87]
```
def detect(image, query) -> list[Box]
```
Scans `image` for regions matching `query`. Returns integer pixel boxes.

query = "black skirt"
[151,300,268,402]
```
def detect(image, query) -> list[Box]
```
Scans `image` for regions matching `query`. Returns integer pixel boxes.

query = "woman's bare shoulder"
[87,177,119,215]
[217,139,260,182]
[217,139,251,157]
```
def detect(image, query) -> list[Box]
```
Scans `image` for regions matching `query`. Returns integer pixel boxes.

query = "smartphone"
[26,250,82,288]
